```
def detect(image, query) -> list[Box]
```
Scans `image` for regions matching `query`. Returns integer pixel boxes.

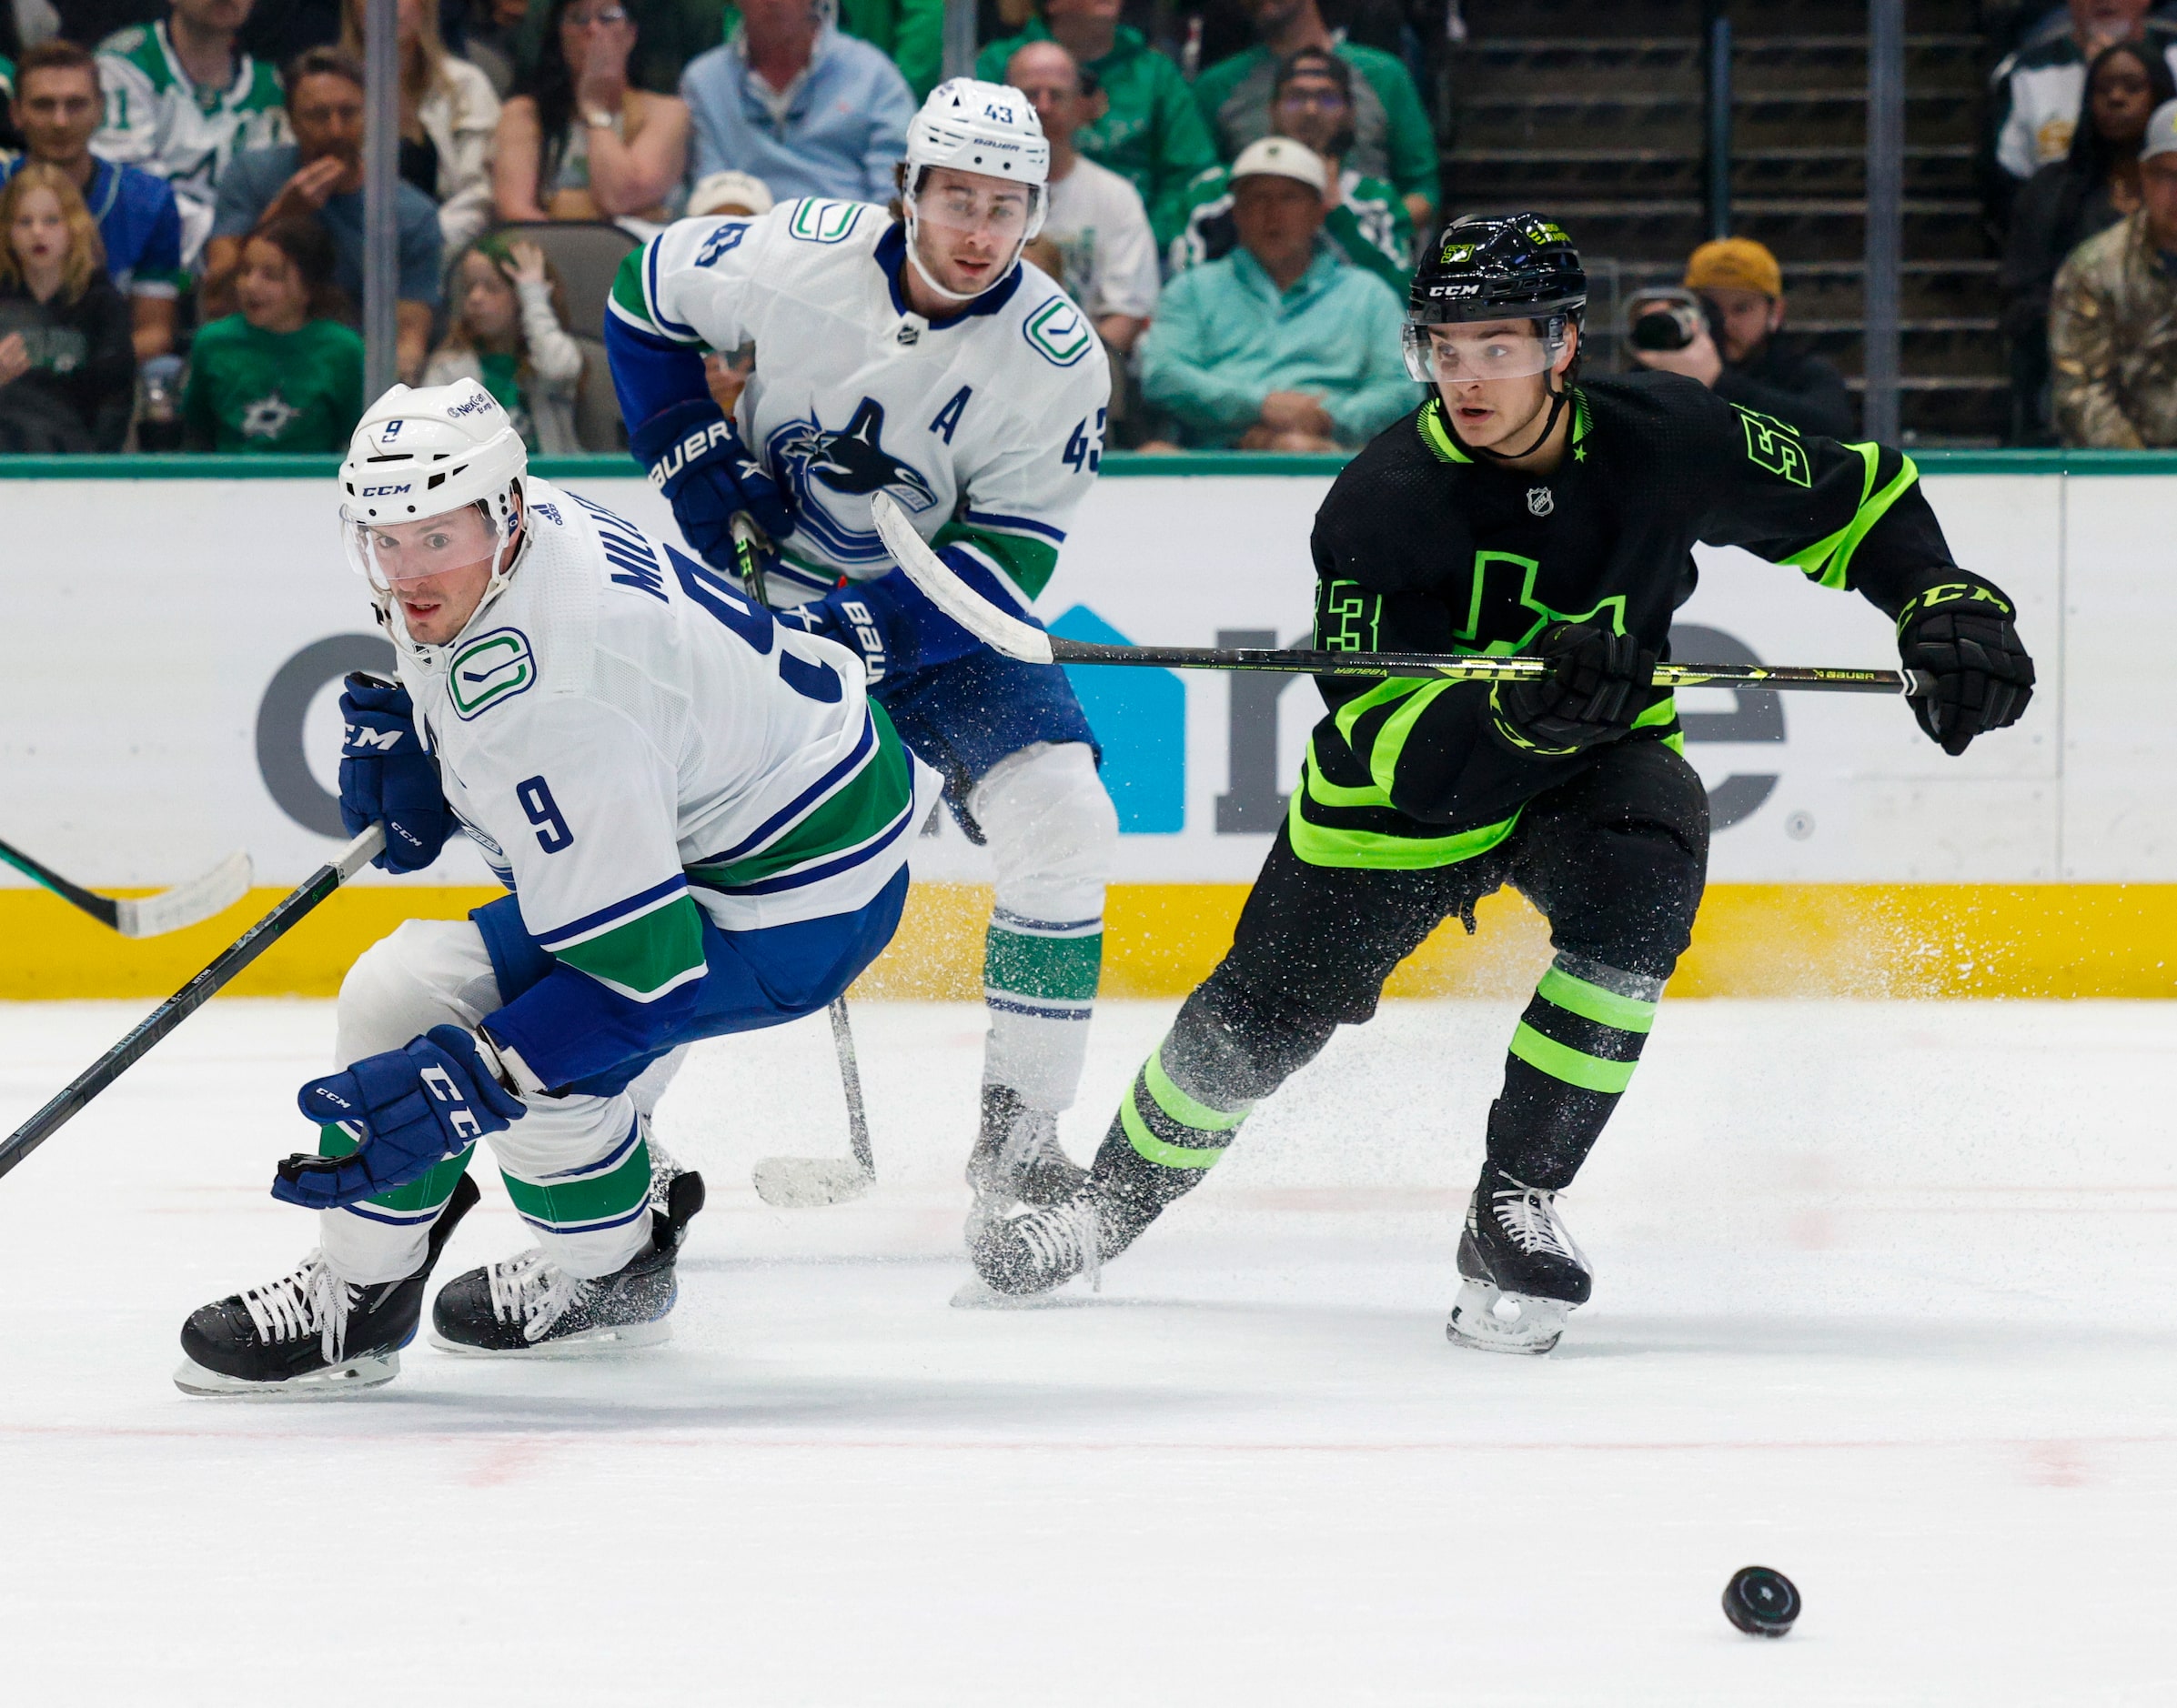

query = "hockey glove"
[778,568,932,687]
[272,1025,523,1211]
[338,674,453,874]
[1896,577,2035,757]
[1488,622,1658,758]
[631,397,794,570]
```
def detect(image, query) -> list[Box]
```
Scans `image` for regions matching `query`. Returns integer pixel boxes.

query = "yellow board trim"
[7,881,2177,1000]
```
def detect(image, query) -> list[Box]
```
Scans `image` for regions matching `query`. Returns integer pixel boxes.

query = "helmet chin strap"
[902,190,1027,308]
[1466,372,1571,467]
[376,491,530,658]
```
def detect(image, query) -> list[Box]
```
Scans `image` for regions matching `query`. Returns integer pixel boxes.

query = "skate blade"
[428,1319,671,1357]
[950,1275,1066,1310]
[172,1351,399,1398]
[752,1157,872,1208]
[1446,1282,1572,1356]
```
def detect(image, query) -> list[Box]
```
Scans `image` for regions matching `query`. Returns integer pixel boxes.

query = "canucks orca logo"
[767,397,942,566]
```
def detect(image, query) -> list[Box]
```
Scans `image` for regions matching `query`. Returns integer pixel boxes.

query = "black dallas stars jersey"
[1298,371,1958,870]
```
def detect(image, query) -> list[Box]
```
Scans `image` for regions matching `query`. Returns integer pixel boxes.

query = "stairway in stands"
[1441,0,2003,444]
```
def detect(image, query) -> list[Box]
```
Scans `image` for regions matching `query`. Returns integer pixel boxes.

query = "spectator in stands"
[1192,0,1436,235]
[510,0,728,99]
[3,0,62,151]
[976,0,1214,249]
[2051,97,2177,444]
[203,47,440,381]
[1006,39,1156,356]
[452,0,530,95]
[1991,0,2177,200]
[5,41,183,359]
[680,0,912,206]
[834,0,943,100]
[184,212,361,448]
[1138,136,1413,450]
[2004,38,2171,439]
[336,0,500,250]
[1626,237,1854,440]
[1172,45,1409,294]
[496,0,688,225]
[686,166,768,417]
[0,158,135,450]
[94,1,288,271]
[423,231,583,450]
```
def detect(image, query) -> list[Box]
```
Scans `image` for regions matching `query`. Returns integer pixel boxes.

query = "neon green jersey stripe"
[1536,967,1658,1033]
[1632,693,1678,730]
[1289,765,1524,870]
[1508,1022,1639,1093]
[1334,678,1424,749]
[1369,679,1459,796]
[1143,1050,1249,1133]
[1122,1094,1227,1169]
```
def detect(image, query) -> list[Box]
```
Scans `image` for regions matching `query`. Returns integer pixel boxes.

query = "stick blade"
[869,492,1053,666]
[751,1156,873,1208]
[114,850,254,939]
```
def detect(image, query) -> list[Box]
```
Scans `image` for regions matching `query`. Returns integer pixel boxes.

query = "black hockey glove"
[1896,577,2035,757]
[1488,622,1658,759]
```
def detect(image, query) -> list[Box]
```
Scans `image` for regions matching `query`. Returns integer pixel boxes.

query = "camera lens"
[1630,310,1691,352]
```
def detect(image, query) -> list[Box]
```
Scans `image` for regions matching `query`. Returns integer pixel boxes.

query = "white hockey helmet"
[902,78,1050,303]
[338,379,529,637]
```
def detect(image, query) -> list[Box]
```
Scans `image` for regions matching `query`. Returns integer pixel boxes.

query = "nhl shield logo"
[1527,486,1555,517]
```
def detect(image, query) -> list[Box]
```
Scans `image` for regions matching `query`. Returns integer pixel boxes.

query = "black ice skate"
[966,1085,1087,1217]
[431,1169,704,1355]
[175,1173,481,1397]
[1446,1164,1593,1356]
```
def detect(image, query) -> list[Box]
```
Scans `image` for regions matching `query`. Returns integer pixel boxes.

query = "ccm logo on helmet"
[647,419,738,487]
[361,483,413,497]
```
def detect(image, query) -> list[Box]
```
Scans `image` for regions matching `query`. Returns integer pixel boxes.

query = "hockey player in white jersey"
[175,378,931,1395]
[605,78,1122,1228]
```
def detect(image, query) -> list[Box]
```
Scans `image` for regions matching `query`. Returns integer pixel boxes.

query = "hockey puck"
[1722,1566,1800,1637]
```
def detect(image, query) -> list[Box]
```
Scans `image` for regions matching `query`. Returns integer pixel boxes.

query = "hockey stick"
[0,826,384,1183]
[0,836,253,939]
[867,493,1937,698]
[724,512,880,1209]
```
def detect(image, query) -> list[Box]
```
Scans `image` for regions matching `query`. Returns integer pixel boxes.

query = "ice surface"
[2,997,2173,1705]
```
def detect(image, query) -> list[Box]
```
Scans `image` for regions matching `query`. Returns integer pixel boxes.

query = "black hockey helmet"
[1404,212,1586,382]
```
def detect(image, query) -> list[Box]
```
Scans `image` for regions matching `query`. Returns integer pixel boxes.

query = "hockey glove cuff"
[1896,576,2035,757]
[777,568,935,687]
[631,397,794,569]
[338,674,453,874]
[1487,622,1658,758]
[272,1025,524,1211]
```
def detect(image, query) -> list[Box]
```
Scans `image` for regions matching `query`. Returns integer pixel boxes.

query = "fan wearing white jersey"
[606,78,1122,1229]
[175,378,931,1396]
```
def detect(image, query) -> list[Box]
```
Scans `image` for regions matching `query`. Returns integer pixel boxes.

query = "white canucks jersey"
[96,21,288,263]
[610,198,1111,608]
[397,477,932,1030]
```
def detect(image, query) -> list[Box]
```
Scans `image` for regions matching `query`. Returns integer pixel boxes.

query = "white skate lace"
[487,1248,595,1343]
[997,1109,1065,1187]
[1491,1185,1583,1264]
[240,1251,357,1363]
[1015,1196,1102,1292]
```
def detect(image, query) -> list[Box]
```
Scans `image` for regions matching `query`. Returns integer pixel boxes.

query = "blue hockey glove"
[338,674,453,874]
[777,568,934,687]
[631,397,794,570]
[272,1025,524,1211]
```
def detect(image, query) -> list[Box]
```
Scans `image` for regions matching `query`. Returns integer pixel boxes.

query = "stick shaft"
[827,997,873,1175]
[0,828,384,1181]
[0,837,121,928]
[1044,637,1926,697]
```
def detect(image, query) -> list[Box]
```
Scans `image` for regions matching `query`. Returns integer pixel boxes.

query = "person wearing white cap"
[2051,95,2177,445]
[1137,134,1416,450]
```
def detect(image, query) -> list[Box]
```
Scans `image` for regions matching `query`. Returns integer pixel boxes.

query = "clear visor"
[342,502,509,593]
[1401,322,1561,386]
[914,176,1040,242]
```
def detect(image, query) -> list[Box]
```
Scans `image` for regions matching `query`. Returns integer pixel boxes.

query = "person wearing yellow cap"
[1627,236,1852,439]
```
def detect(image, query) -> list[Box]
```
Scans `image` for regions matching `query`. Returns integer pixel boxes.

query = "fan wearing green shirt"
[183,216,364,453]
[1194,0,1437,235]
[976,0,1216,249]
[1172,45,1412,294]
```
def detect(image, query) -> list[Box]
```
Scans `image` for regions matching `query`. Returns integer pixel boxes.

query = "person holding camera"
[1627,237,1853,440]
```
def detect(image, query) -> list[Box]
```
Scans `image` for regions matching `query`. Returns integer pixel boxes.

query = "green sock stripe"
[1121,1091,1228,1170]
[318,1124,473,1212]
[983,925,1104,1002]
[500,1133,652,1229]
[1143,1048,1248,1132]
[1508,1023,1639,1094]
[1536,967,1658,1034]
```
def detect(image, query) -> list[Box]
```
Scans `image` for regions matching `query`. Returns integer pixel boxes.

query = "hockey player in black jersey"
[967,213,2037,1352]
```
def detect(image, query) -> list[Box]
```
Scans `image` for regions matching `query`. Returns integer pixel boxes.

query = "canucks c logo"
[767,397,941,565]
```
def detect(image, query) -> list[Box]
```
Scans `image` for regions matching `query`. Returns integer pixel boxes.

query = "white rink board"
[0,467,2147,888]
